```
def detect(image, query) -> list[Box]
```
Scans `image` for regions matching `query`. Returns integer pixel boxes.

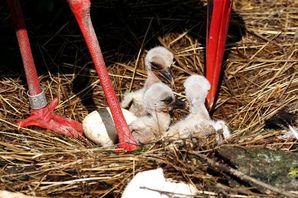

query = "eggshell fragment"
[121,168,197,198]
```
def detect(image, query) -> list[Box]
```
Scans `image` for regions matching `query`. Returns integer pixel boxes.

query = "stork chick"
[166,74,231,143]
[121,46,174,116]
[129,83,179,145]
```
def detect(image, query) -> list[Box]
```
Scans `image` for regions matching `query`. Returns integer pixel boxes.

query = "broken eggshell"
[83,108,137,147]
[121,168,197,198]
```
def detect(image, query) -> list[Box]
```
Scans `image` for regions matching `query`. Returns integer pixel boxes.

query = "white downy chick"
[121,46,174,116]
[166,74,231,143]
[129,83,178,145]
[184,74,211,120]
[143,46,174,88]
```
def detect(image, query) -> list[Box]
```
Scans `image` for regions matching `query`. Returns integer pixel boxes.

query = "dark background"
[0,0,245,111]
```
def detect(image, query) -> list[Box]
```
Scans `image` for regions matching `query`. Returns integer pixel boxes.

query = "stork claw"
[116,142,139,152]
[17,97,83,138]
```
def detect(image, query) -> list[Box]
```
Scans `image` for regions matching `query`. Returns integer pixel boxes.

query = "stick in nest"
[190,152,298,198]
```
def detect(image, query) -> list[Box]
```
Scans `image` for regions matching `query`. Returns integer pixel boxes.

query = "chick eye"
[162,96,174,105]
[150,62,163,71]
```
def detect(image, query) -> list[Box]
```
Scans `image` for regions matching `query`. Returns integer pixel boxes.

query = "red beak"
[206,0,232,110]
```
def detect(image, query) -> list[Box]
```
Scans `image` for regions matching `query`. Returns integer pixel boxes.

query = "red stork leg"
[206,0,232,110]
[67,0,138,151]
[7,0,83,138]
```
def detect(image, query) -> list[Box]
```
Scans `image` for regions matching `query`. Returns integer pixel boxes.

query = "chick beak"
[168,99,186,117]
[155,68,174,86]
[170,99,186,110]
[161,107,170,113]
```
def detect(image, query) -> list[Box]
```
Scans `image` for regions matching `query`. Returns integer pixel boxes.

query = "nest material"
[0,0,298,197]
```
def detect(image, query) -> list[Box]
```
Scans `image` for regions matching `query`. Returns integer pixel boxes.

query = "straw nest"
[0,0,297,197]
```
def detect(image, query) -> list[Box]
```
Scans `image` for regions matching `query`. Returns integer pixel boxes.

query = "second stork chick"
[166,74,231,143]
[129,83,180,145]
[121,46,174,116]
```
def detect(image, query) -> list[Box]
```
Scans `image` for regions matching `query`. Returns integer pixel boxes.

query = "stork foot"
[17,98,83,138]
[116,142,139,152]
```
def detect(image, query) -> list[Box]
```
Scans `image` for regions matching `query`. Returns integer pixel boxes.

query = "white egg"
[83,108,137,147]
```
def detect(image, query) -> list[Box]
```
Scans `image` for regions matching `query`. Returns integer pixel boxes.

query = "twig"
[190,152,298,198]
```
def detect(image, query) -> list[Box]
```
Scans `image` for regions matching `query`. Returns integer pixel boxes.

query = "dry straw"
[0,0,297,197]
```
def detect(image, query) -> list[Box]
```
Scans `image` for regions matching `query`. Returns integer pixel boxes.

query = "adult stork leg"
[7,0,83,138]
[206,0,232,110]
[67,0,138,151]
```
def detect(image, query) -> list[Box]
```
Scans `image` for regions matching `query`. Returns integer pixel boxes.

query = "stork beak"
[155,68,174,86]
[205,0,232,110]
